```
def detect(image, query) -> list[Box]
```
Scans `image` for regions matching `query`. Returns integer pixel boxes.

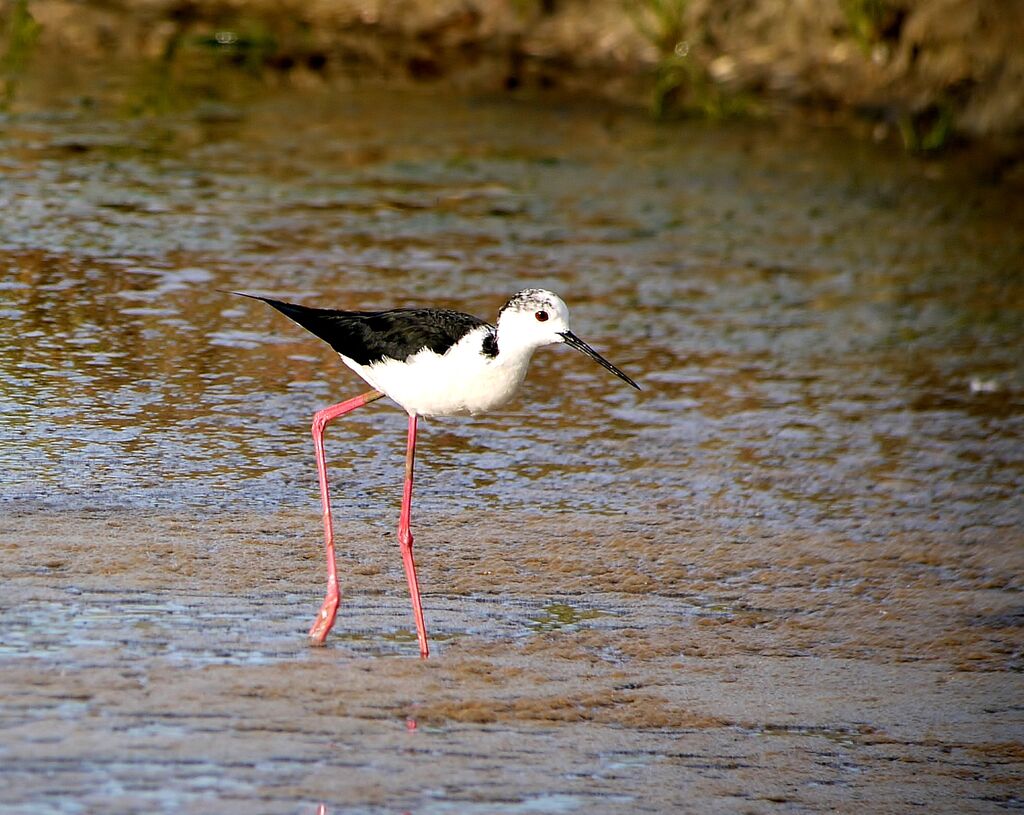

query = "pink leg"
[399,413,430,658]
[308,388,385,645]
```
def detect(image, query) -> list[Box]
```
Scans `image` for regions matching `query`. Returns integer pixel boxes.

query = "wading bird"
[237,288,639,657]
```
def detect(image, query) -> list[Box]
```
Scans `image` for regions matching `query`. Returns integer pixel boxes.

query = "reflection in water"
[1,75,1022,547]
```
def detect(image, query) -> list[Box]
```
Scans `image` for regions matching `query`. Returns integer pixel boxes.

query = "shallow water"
[2,66,1023,536]
[1,61,1023,813]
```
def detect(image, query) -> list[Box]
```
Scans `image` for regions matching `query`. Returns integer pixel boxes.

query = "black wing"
[235,293,491,366]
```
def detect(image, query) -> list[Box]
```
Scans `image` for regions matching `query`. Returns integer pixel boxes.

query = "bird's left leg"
[398,413,429,658]
[308,388,385,645]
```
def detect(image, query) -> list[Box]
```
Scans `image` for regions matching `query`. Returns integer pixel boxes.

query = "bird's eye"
[535,310,549,322]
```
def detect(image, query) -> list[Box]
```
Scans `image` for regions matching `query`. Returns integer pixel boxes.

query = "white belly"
[339,327,534,417]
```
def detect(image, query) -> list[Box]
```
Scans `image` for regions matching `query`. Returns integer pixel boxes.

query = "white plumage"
[340,290,579,416]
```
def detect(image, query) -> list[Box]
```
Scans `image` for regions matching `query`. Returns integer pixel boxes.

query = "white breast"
[339,326,536,417]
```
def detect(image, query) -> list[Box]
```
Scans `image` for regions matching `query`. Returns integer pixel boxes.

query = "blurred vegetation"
[2,0,1021,154]
[836,0,955,150]
[0,0,41,110]
[627,0,750,119]
[127,17,286,115]
[840,0,898,52]
[898,101,954,153]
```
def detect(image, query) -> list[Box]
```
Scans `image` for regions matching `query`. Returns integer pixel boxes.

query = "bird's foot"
[307,592,340,646]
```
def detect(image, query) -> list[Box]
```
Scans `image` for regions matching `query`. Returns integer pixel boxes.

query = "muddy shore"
[2,507,1021,813]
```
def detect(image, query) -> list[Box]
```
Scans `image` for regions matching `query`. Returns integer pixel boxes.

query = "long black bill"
[561,331,641,390]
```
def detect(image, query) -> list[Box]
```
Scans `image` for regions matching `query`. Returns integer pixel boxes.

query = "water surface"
[1,62,1022,815]
[2,71,1020,540]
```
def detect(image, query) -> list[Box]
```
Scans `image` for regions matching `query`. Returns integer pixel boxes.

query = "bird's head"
[496,288,640,390]
[496,288,572,347]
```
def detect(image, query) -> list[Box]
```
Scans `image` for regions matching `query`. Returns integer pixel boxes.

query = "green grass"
[626,0,750,119]
[840,0,893,51]
[0,0,42,110]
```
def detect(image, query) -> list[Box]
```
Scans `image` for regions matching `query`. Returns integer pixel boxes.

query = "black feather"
[235,293,490,366]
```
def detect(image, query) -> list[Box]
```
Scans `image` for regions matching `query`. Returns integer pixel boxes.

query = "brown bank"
[13,0,1024,150]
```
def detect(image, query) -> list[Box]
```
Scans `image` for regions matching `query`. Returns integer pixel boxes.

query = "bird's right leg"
[308,388,385,645]
[398,413,429,658]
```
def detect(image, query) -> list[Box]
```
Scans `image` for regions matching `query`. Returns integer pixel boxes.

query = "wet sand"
[2,506,1021,813]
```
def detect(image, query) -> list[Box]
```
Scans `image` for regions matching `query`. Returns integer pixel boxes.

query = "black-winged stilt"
[236,288,640,657]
